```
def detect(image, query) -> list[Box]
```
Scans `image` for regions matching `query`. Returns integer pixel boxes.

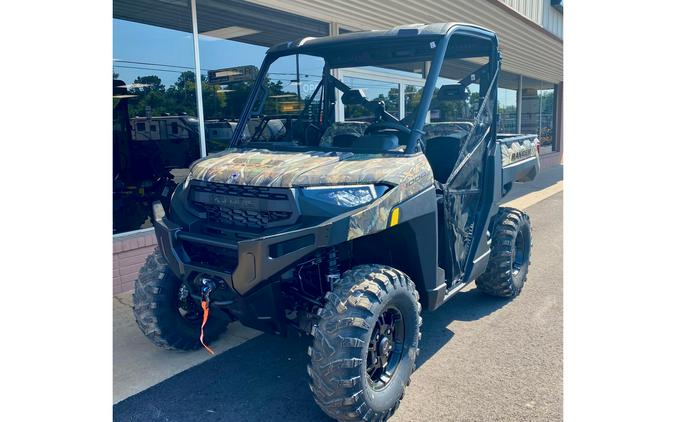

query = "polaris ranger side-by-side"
[133,23,540,421]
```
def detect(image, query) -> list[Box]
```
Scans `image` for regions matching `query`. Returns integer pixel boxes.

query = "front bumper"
[153,201,351,296]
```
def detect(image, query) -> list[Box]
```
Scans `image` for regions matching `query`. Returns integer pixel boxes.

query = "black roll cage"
[229,23,501,154]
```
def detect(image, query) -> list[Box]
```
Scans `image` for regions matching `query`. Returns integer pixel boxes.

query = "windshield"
[231,48,494,153]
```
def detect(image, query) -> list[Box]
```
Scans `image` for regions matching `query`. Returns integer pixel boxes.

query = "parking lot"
[114,170,563,422]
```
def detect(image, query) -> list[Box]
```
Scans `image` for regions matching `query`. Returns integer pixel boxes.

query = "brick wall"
[113,229,157,295]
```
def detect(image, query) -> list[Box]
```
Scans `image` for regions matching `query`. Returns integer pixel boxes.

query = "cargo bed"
[497,133,540,192]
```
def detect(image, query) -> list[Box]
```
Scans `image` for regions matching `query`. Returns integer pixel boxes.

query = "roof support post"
[190,0,207,158]
[329,22,344,122]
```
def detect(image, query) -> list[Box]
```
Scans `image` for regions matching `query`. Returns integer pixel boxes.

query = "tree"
[129,75,165,94]
[118,70,314,120]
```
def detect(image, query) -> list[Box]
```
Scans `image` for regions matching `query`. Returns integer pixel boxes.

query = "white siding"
[500,0,563,39]
[542,3,563,38]
[499,0,543,25]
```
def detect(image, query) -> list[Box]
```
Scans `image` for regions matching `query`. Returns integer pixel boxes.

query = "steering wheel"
[364,121,412,135]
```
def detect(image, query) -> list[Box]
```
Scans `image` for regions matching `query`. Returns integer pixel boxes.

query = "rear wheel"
[308,265,422,421]
[133,248,229,350]
[476,207,532,297]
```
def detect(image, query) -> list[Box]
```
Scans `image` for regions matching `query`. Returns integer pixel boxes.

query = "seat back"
[319,121,369,147]
[422,123,469,183]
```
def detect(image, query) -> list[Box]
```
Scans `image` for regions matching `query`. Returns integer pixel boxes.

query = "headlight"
[301,184,388,209]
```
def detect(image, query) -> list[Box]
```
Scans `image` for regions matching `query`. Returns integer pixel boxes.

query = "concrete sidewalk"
[113,292,261,403]
[113,164,563,404]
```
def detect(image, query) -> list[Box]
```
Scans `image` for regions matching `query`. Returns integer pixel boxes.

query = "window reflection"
[497,87,518,133]
[522,77,556,154]
[343,77,400,120]
[429,57,487,124]
[113,17,198,234]
[113,0,329,234]
[404,85,424,120]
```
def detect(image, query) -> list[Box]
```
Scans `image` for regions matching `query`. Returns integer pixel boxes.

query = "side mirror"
[341,89,367,106]
[437,83,469,102]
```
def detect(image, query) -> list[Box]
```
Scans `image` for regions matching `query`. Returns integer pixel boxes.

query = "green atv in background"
[133,22,540,421]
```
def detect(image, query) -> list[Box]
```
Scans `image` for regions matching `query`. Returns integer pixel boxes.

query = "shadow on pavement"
[417,286,510,367]
[113,286,510,422]
[502,163,563,203]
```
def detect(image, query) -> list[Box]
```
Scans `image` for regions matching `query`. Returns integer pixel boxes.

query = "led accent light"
[390,208,400,226]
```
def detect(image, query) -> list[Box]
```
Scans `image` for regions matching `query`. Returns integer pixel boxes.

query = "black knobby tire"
[475,207,532,297]
[133,248,229,350]
[308,265,422,422]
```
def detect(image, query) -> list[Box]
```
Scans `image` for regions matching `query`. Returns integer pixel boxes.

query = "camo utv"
[133,22,540,421]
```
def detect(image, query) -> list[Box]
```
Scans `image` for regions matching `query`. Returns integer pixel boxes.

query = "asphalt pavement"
[113,188,563,422]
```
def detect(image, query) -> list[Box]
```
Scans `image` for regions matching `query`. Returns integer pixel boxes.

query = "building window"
[195,0,329,154]
[113,0,329,234]
[522,77,557,154]
[497,71,519,134]
[197,36,268,154]
[113,7,198,234]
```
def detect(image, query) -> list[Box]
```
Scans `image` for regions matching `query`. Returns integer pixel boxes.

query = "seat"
[319,121,370,147]
[422,123,469,183]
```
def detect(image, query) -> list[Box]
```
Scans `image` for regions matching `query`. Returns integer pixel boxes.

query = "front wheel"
[475,207,532,297]
[308,265,422,421]
[133,248,229,350]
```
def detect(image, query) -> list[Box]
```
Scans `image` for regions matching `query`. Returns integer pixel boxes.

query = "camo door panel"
[443,83,496,284]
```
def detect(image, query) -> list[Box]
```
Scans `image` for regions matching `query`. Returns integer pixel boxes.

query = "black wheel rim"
[366,306,405,390]
[512,229,525,276]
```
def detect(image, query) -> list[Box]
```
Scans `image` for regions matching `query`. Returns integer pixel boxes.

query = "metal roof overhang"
[113,0,330,47]
[248,0,563,83]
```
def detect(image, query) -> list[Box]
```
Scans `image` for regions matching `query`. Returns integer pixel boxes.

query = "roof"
[267,22,497,57]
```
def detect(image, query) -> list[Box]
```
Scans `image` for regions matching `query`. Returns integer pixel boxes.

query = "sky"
[113,19,270,86]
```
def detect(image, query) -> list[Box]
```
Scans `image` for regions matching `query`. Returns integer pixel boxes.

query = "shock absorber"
[326,247,340,289]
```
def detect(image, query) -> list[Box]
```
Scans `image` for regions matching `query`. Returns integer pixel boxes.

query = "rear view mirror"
[437,83,469,102]
[341,89,367,105]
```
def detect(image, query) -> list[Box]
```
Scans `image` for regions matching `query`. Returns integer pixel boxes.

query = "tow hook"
[200,278,216,305]
[199,278,216,355]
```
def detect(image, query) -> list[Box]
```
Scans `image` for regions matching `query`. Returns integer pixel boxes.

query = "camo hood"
[190,148,433,191]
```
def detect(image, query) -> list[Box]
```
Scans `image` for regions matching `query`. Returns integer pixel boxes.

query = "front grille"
[198,204,292,228]
[190,181,296,230]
